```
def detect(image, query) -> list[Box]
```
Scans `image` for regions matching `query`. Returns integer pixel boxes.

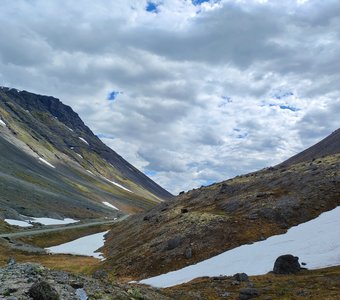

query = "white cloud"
[0,0,339,194]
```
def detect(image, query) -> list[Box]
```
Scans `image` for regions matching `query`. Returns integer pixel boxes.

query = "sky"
[0,0,339,194]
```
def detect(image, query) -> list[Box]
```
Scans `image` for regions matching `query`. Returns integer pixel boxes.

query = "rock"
[220,183,238,194]
[181,208,189,214]
[166,237,181,250]
[93,270,107,280]
[185,247,192,259]
[221,291,231,298]
[7,257,16,266]
[233,273,249,282]
[238,288,260,299]
[69,281,84,289]
[273,254,301,274]
[28,281,60,300]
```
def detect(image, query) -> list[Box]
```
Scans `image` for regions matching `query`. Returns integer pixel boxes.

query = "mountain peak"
[0,87,172,220]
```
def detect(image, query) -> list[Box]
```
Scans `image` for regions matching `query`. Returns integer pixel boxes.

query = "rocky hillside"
[101,129,340,280]
[280,128,340,166]
[0,87,172,222]
[0,261,169,299]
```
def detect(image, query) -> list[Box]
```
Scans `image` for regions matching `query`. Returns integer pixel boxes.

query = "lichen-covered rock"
[28,281,60,300]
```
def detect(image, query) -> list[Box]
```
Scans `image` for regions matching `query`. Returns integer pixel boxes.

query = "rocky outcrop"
[0,262,170,300]
[28,281,60,300]
[273,254,301,274]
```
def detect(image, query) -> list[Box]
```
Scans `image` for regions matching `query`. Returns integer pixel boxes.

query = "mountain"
[280,128,340,166]
[0,87,172,221]
[101,129,340,280]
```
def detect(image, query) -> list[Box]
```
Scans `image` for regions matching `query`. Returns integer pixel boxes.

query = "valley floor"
[161,265,340,299]
[0,218,340,299]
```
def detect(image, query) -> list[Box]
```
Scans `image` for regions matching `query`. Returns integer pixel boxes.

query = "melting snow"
[79,137,89,145]
[4,219,33,227]
[0,118,6,127]
[38,157,55,168]
[46,231,109,259]
[102,177,133,193]
[140,206,340,288]
[4,216,78,227]
[29,217,78,225]
[102,201,119,210]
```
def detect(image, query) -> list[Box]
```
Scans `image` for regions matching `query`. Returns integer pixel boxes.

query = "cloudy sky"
[0,0,339,194]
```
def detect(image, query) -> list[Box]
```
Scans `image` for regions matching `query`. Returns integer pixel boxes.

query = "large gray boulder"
[273,254,301,274]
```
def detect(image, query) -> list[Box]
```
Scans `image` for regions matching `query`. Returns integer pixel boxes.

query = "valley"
[0,88,339,299]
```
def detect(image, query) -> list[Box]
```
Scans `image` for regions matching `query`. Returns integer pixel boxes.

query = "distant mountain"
[101,129,340,280]
[0,87,172,221]
[281,128,340,166]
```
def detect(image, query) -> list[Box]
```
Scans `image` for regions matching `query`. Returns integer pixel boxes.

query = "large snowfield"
[140,206,340,288]
[46,231,109,259]
[4,216,78,227]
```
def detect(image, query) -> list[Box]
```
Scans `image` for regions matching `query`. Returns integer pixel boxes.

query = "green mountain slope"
[0,87,172,221]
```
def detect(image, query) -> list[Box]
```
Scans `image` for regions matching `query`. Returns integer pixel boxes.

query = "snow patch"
[102,177,133,193]
[30,217,78,226]
[4,219,33,227]
[102,201,119,210]
[66,126,74,132]
[76,153,83,159]
[139,206,340,288]
[46,231,109,259]
[0,118,6,127]
[79,137,89,145]
[86,170,94,175]
[38,157,55,168]
[4,216,78,227]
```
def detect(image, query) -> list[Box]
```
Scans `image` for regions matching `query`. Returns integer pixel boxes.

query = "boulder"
[273,254,301,274]
[233,273,249,282]
[185,247,192,259]
[28,281,60,300]
[238,288,259,299]
[166,237,182,250]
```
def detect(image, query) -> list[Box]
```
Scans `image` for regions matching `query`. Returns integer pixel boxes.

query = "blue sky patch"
[269,103,299,112]
[273,91,294,100]
[146,2,159,13]
[221,95,232,103]
[97,133,114,139]
[279,105,299,112]
[145,169,157,176]
[192,0,210,6]
[203,179,216,186]
[107,90,121,101]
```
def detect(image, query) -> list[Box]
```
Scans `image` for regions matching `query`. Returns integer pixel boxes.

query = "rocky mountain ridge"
[0,87,172,222]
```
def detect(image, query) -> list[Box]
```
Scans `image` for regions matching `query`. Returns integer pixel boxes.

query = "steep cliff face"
[0,87,172,220]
